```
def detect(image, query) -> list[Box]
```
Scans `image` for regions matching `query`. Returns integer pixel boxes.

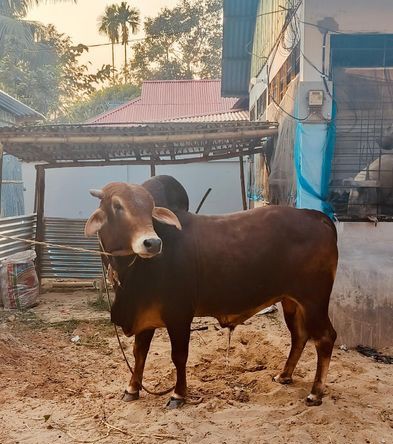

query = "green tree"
[116,1,139,79]
[98,4,120,81]
[0,25,111,117]
[129,0,222,84]
[63,83,140,123]
[0,0,74,47]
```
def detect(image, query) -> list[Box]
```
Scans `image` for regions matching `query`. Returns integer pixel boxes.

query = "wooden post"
[0,143,4,217]
[239,155,247,211]
[34,165,45,287]
[150,163,156,177]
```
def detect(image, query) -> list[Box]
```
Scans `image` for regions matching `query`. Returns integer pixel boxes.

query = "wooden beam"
[239,155,247,211]
[34,165,45,288]
[0,143,3,216]
[39,146,268,169]
[1,128,278,145]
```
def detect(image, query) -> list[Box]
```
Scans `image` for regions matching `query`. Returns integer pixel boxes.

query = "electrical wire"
[19,7,297,54]
[263,0,309,122]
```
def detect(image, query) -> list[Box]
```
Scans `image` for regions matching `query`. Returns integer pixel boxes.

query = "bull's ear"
[152,207,182,230]
[84,209,107,237]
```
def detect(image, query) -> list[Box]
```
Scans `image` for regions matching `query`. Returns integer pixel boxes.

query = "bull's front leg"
[166,321,191,409]
[123,329,155,402]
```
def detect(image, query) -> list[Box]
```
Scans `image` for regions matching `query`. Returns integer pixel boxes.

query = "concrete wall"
[250,0,393,105]
[331,222,393,348]
[22,161,244,218]
[303,0,393,81]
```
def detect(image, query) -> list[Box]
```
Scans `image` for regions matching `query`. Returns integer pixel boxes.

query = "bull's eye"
[113,201,123,212]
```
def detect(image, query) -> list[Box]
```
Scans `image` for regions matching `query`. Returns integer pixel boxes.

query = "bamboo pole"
[34,165,45,287]
[1,128,278,145]
[0,143,3,216]
[38,147,268,169]
[239,155,247,211]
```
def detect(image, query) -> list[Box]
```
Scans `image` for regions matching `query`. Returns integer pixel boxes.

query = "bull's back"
[188,206,338,316]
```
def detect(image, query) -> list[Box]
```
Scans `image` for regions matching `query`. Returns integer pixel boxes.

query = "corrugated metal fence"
[0,215,101,279]
[42,217,101,279]
[0,214,36,260]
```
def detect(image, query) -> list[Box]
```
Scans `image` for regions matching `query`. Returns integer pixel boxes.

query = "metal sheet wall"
[42,217,101,279]
[0,214,36,260]
[222,0,258,97]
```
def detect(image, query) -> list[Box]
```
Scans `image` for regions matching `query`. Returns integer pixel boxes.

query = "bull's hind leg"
[274,298,308,385]
[123,329,155,402]
[305,315,337,406]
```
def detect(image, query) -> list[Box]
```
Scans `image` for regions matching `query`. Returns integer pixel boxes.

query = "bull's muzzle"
[143,238,162,255]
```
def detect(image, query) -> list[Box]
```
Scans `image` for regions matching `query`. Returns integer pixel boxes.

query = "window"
[268,42,300,105]
[257,90,267,119]
[250,105,256,121]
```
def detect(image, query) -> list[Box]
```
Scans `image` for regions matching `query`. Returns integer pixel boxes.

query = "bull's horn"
[89,189,104,199]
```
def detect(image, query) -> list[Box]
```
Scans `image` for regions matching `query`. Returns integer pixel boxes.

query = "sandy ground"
[0,290,392,444]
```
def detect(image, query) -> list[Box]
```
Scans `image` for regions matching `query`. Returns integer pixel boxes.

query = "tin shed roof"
[0,121,278,165]
[0,90,44,121]
[89,80,243,124]
[221,0,258,97]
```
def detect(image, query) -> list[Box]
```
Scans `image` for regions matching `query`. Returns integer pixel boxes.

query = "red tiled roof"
[89,80,243,124]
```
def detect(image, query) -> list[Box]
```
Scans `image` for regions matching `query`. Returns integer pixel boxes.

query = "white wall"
[331,222,393,348]
[303,0,393,81]
[250,0,393,103]
[22,161,244,218]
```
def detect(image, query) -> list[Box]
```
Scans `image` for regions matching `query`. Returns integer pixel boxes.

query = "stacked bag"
[0,250,39,310]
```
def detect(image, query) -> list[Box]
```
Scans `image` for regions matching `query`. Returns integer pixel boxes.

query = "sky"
[27,0,178,71]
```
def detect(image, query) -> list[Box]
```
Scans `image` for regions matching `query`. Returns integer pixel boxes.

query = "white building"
[222,0,393,347]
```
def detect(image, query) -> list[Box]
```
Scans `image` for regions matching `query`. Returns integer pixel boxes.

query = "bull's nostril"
[143,238,162,253]
[143,239,152,248]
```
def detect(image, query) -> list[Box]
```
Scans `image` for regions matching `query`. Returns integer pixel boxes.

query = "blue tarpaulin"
[294,120,336,219]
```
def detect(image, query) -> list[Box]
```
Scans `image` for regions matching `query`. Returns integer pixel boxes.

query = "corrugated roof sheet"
[169,109,249,122]
[0,90,44,120]
[89,80,242,124]
[221,0,258,97]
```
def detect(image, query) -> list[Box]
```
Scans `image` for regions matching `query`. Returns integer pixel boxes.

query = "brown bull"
[85,180,338,408]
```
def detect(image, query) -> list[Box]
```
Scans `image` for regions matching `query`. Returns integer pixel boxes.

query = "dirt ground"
[0,290,392,444]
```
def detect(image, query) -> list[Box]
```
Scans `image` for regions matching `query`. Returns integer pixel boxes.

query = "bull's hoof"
[305,394,323,406]
[122,390,139,402]
[166,396,185,409]
[273,374,293,385]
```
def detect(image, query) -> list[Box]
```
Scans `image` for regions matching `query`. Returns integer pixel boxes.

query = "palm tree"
[116,2,139,80]
[0,1,74,46]
[98,4,120,81]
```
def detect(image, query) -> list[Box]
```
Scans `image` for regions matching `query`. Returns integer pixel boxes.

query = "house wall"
[303,0,393,81]
[248,0,393,347]
[331,222,393,348]
[22,161,244,218]
[251,0,393,113]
